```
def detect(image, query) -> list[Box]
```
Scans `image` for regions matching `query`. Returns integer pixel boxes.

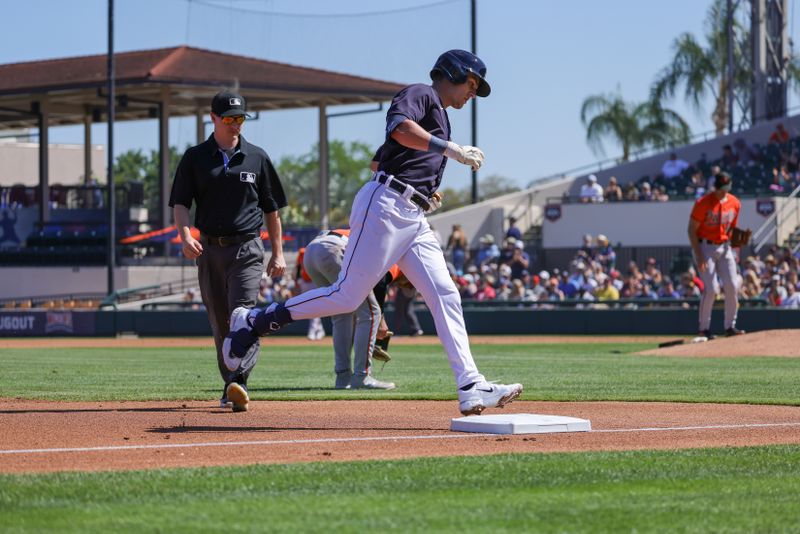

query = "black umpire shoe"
[699,329,717,340]
[725,327,746,336]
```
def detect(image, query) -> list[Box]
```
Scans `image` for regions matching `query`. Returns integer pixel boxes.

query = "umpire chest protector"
[169,134,285,237]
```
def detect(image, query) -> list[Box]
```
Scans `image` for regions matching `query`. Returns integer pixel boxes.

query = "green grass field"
[1,339,800,532]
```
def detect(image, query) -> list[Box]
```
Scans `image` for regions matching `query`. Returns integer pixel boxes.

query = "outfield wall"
[1,308,798,337]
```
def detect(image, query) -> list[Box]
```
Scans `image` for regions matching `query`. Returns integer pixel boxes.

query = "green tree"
[479,174,521,200]
[113,146,184,216]
[276,140,374,227]
[650,0,752,135]
[580,93,690,161]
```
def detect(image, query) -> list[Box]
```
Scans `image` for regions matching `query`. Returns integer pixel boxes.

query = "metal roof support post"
[318,103,329,230]
[83,111,92,185]
[37,98,50,223]
[195,108,205,145]
[159,87,171,232]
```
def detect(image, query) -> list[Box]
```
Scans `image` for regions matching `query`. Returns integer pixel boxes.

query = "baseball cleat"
[350,375,396,390]
[335,371,353,390]
[458,381,523,416]
[372,346,391,363]
[699,329,717,341]
[725,327,746,336]
[222,306,258,371]
[226,382,249,413]
[219,386,232,408]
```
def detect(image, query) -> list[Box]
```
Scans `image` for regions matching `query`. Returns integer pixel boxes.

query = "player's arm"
[687,218,706,273]
[264,210,286,277]
[389,118,484,171]
[174,204,203,259]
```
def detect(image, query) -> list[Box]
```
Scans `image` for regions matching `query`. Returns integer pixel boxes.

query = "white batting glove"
[444,142,485,171]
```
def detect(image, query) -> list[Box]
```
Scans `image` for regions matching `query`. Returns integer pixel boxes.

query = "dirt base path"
[2,399,799,474]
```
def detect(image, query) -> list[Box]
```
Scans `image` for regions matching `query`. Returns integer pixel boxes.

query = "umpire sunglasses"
[220,115,246,125]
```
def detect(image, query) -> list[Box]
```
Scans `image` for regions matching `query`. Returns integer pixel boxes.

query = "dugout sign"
[0,311,96,336]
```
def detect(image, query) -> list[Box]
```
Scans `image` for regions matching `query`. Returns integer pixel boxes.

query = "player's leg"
[351,292,394,389]
[397,223,521,414]
[716,246,743,333]
[304,238,354,387]
[697,243,720,334]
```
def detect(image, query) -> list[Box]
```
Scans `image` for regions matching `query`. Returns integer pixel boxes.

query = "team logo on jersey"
[229,98,241,106]
[756,199,775,217]
[544,204,562,222]
[239,172,256,183]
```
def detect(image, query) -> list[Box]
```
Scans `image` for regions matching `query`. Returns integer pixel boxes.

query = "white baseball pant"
[698,241,740,331]
[282,178,485,388]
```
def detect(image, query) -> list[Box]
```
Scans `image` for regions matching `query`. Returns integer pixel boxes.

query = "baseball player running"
[302,228,396,390]
[688,171,746,339]
[222,50,522,415]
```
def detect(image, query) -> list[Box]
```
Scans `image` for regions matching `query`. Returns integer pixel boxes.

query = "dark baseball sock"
[252,302,294,336]
[460,382,476,391]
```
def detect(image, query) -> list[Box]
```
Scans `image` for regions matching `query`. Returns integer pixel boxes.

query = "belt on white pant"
[372,171,430,211]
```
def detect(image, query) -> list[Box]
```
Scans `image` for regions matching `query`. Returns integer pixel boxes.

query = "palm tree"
[650,0,750,135]
[580,93,691,161]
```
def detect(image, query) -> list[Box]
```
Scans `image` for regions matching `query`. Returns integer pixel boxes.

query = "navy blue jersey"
[169,134,287,237]
[376,84,451,197]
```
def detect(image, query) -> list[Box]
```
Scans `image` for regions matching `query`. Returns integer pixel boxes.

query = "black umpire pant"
[197,235,264,386]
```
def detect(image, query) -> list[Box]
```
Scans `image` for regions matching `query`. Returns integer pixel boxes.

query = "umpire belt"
[373,171,430,211]
[201,232,258,247]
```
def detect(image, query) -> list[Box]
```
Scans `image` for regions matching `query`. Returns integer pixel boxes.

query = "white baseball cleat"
[350,375,396,390]
[458,381,523,416]
[222,306,254,372]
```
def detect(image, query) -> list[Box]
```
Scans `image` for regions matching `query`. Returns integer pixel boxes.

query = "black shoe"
[699,329,717,340]
[725,327,746,336]
[220,386,232,408]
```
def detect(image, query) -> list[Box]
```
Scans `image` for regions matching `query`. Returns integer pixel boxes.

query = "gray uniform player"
[223,50,522,416]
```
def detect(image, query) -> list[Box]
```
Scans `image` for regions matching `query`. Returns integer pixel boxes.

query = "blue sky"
[2,0,798,191]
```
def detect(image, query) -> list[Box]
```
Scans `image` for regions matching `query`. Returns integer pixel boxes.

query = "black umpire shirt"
[169,134,287,237]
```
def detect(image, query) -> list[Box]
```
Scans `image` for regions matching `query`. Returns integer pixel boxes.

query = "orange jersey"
[690,192,740,242]
[295,247,312,283]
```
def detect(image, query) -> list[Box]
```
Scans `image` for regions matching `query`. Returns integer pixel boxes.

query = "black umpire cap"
[211,90,253,118]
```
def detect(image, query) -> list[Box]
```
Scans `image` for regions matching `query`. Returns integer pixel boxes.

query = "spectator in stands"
[733,138,759,166]
[545,277,565,302]
[770,166,787,193]
[685,169,707,198]
[741,270,762,299]
[661,152,690,180]
[768,122,790,144]
[623,182,639,201]
[505,217,522,241]
[653,185,670,202]
[499,236,519,266]
[579,233,595,260]
[580,174,604,203]
[508,240,530,280]
[595,234,616,271]
[0,210,20,247]
[558,270,578,299]
[638,182,654,201]
[706,165,721,191]
[720,144,738,169]
[678,272,701,298]
[658,278,681,299]
[765,275,785,306]
[474,275,497,301]
[476,234,500,267]
[643,257,663,287]
[531,272,549,301]
[446,224,469,276]
[782,282,800,308]
[594,274,619,301]
[603,176,623,202]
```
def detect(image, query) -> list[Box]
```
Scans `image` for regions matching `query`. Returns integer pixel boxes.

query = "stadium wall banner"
[0,311,96,336]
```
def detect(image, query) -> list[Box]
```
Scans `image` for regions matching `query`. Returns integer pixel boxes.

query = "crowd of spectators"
[577,122,800,204]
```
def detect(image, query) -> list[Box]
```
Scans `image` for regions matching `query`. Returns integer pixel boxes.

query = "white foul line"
[1,421,799,456]
[0,433,490,455]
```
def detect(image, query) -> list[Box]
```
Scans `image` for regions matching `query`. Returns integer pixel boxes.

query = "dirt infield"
[2,332,798,474]
[639,329,800,358]
[2,399,799,474]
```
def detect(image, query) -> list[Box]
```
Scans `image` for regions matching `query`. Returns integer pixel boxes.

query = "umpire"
[169,90,287,412]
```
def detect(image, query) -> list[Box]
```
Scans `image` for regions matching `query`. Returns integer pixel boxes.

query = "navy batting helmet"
[430,49,491,97]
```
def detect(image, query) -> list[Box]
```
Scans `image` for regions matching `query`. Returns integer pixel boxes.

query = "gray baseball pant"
[302,233,381,381]
[698,242,740,331]
[197,236,263,386]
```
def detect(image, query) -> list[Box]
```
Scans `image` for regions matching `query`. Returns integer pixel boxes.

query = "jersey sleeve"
[258,154,288,213]
[168,151,195,209]
[689,198,706,222]
[385,85,431,133]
